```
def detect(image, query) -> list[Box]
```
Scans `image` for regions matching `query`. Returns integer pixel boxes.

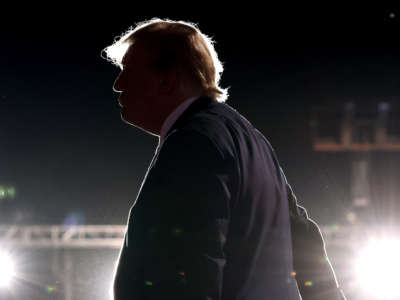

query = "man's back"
[184,98,301,299]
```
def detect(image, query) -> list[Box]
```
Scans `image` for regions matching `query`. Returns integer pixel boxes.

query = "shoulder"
[161,127,224,164]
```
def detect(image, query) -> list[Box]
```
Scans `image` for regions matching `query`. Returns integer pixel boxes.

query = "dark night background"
[1,4,399,227]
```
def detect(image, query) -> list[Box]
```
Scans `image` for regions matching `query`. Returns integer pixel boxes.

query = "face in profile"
[113,43,163,135]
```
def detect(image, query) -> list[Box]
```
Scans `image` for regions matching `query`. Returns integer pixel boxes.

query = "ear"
[158,68,178,95]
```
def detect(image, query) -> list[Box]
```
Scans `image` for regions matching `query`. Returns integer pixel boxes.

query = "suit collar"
[152,95,215,167]
[164,95,215,137]
[160,95,201,143]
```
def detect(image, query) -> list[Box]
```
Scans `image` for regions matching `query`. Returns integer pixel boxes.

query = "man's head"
[101,18,229,136]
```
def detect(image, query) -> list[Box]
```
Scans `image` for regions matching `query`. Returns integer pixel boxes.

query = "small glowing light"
[145,280,153,286]
[0,186,16,199]
[331,224,340,232]
[346,211,357,224]
[46,286,56,293]
[172,227,182,236]
[291,271,297,276]
[304,281,313,287]
[355,239,400,298]
[0,252,15,287]
[379,102,390,112]
[389,12,395,19]
[178,271,185,276]
[7,187,15,198]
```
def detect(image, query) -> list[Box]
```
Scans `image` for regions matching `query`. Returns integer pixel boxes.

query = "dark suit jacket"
[113,96,346,300]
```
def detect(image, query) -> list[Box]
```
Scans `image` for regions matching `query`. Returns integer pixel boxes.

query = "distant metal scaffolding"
[0,225,125,249]
[0,224,357,249]
[311,101,400,152]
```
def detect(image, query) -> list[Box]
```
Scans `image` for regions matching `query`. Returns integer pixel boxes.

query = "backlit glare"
[0,252,15,287]
[355,239,400,298]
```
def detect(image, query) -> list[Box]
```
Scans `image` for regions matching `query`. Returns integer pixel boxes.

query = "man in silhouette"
[102,18,346,300]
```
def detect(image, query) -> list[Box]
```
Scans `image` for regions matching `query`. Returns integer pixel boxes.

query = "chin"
[120,110,133,125]
[120,114,135,127]
[120,112,145,131]
[120,109,159,136]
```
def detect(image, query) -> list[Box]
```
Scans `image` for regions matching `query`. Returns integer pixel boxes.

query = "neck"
[147,93,192,136]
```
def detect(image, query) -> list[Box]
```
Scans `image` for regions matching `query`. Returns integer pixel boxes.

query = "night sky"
[1,4,399,225]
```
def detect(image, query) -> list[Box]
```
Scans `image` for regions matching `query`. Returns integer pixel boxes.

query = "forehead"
[121,41,150,67]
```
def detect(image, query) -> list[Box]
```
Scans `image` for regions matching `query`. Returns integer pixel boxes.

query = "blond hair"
[101,17,230,103]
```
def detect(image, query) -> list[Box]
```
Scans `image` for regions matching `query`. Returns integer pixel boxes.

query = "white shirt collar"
[159,95,201,144]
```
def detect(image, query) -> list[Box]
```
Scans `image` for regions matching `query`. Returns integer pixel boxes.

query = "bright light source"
[355,239,400,299]
[0,252,15,287]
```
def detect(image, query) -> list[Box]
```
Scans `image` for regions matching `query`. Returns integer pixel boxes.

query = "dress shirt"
[156,95,201,155]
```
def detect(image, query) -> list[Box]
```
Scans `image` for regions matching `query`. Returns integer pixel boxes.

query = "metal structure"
[0,225,125,249]
[311,101,400,152]
[0,224,357,249]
